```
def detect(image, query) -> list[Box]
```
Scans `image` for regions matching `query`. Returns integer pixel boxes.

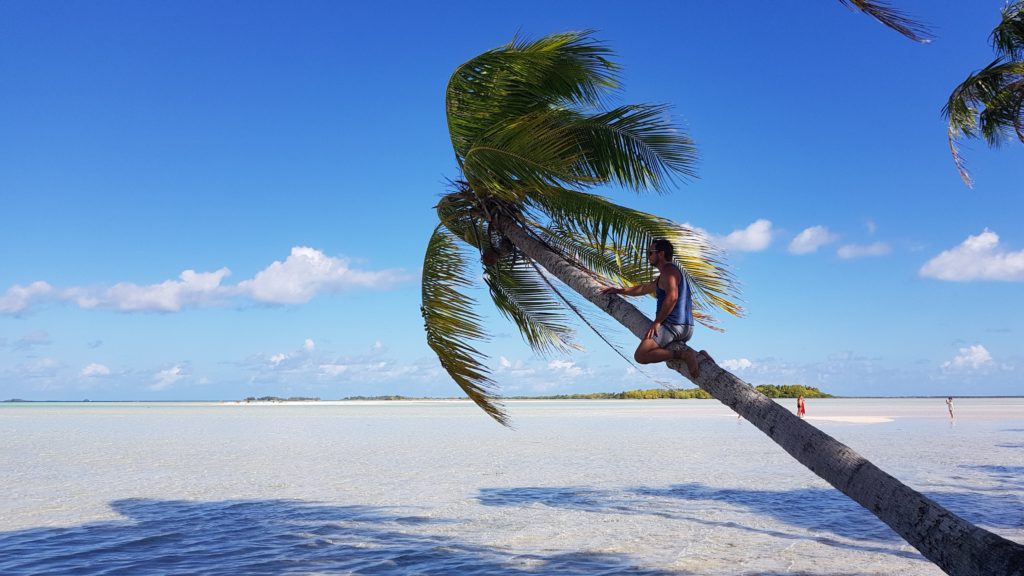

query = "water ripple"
[0,499,679,575]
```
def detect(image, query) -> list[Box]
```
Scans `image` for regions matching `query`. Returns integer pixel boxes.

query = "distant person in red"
[797,395,806,418]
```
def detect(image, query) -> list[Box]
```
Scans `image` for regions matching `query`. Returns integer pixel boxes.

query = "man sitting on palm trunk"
[601,238,706,378]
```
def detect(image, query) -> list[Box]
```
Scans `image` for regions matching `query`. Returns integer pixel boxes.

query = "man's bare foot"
[674,348,700,379]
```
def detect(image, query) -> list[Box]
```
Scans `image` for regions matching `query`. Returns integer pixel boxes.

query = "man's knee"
[634,348,653,364]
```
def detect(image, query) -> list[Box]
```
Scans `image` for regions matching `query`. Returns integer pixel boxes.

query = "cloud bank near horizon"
[0,247,412,315]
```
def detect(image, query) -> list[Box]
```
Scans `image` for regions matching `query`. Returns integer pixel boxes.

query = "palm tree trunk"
[496,217,1024,576]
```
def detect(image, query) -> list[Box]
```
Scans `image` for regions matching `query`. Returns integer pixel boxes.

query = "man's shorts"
[653,323,693,348]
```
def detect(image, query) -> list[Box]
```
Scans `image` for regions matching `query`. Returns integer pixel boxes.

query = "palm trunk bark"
[497,217,1024,576]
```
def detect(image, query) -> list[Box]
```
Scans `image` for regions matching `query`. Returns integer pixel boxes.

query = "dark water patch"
[958,464,1024,491]
[636,483,898,543]
[964,464,1024,477]
[478,486,618,511]
[997,443,1024,449]
[925,491,1023,530]
[0,499,682,575]
[478,485,923,561]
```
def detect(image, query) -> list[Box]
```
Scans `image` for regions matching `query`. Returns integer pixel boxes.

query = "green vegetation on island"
[754,385,832,398]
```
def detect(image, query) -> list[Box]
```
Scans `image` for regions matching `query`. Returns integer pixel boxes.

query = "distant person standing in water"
[797,395,806,418]
[946,396,954,419]
[601,239,709,378]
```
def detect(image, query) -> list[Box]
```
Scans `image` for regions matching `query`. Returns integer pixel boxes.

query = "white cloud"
[722,358,753,371]
[919,229,1024,282]
[865,220,877,236]
[837,242,891,259]
[81,363,111,377]
[942,345,993,371]
[0,281,54,314]
[319,363,349,376]
[303,338,315,351]
[548,359,585,378]
[788,226,837,254]
[150,366,184,390]
[496,356,536,377]
[72,269,233,312]
[238,247,410,304]
[714,219,773,252]
[1,247,413,315]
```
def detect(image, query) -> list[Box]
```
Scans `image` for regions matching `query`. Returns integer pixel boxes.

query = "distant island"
[237,385,831,403]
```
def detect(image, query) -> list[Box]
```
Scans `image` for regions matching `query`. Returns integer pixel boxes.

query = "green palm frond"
[524,186,683,281]
[435,189,490,250]
[977,79,1024,144]
[944,60,1024,186]
[447,30,619,164]
[421,225,507,425]
[461,102,698,199]
[524,187,743,328]
[534,222,642,283]
[568,104,698,192]
[484,253,579,356]
[991,1,1024,60]
[838,0,932,43]
[462,108,593,198]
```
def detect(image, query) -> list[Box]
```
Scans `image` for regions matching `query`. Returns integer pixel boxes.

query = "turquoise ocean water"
[1,398,1021,575]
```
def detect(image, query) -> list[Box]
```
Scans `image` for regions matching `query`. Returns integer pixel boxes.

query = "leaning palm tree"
[945,0,1024,187]
[421,32,1024,575]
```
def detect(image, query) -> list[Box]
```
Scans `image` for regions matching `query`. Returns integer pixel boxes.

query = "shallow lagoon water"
[1,398,1021,575]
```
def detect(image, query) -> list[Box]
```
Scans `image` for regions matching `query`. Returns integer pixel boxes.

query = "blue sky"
[1,1,1021,400]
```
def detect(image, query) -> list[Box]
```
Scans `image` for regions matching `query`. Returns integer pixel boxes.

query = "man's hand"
[645,321,661,341]
[600,286,621,295]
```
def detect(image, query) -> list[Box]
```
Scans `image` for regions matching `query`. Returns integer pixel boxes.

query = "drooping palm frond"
[461,108,594,198]
[943,2,1024,186]
[484,252,579,356]
[568,104,698,193]
[991,1,1024,60]
[421,225,507,425]
[837,0,932,43]
[461,102,699,200]
[944,60,1024,186]
[523,186,679,280]
[447,30,619,165]
[435,187,491,250]
[523,187,743,328]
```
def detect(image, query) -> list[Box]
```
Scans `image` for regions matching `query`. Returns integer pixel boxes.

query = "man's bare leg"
[635,339,700,379]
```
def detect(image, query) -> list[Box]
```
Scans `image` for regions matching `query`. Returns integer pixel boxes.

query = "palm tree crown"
[422,32,741,425]
[945,0,1024,186]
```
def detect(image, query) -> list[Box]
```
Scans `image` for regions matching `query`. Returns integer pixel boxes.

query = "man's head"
[648,238,674,263]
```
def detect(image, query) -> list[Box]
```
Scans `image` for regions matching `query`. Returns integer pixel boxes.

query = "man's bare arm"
[600,281,655,297]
